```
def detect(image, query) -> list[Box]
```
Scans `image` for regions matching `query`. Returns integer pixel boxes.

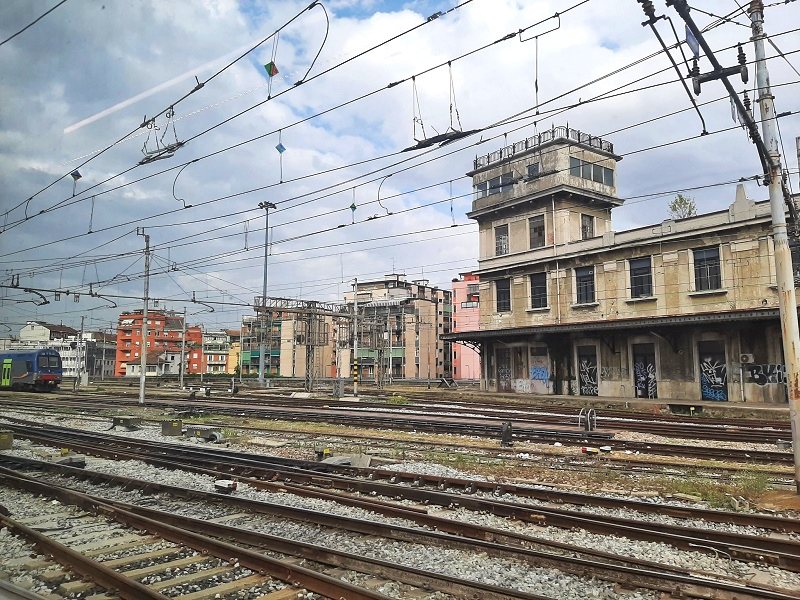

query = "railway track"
[0,471,382,600]
[2,455,796,600]
[2,391,793,443]
[3,423,800,573]
[0,394,793,463]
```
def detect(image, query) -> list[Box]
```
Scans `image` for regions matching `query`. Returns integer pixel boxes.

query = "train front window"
[38,356,48,369]
[49,356,60,368]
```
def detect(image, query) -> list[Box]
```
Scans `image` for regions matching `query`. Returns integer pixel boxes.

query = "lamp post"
[258,201,276,387]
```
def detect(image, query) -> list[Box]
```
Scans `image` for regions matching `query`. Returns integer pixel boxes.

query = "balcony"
[473,126,614,171]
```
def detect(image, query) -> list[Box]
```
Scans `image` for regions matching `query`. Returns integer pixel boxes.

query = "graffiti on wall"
[600,366,629,379]
[512,379,533,393]
[530,366,549,381]
[746,364,786,386]
[498,367,512,381]
[579,360,598,396]
[700,358,728,401]
[633,362,658,399]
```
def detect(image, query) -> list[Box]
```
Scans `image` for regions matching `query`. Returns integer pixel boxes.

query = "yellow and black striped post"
[352,359,359,387]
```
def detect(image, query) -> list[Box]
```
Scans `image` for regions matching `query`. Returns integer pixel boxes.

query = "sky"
[1,0,799,335]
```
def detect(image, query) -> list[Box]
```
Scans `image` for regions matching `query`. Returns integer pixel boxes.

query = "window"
[495,224,509,256]
[476,172,514,198]
[629,257,653,298]
[569,156,582,177]
[38,356,48,368]
[529,214,545,248]
[530,272,548,308]
[527,163,540,179]
[466,283,480,296]
[693,247,722,291]
[496,279,511,312]
[581,214,594,240]
[575,266,595,304]
[569,157,614,186]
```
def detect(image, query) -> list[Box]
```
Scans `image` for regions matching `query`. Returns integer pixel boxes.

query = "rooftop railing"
[473,126,614,170]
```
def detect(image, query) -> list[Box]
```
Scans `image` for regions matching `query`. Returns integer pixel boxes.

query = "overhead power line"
[0,0,69,47]
[2,0,477,230]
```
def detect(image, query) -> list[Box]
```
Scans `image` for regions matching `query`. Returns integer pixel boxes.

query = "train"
[0,349,63,391]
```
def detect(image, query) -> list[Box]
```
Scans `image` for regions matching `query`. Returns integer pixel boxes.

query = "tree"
[668,193,697,220]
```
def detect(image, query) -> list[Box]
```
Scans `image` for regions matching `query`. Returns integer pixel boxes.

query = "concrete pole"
[179,308,187,389]
[258,201,276,387]
[353,277,358,397]
[750,1,800,492]
[73,315,84,391]
[138,231,150,405]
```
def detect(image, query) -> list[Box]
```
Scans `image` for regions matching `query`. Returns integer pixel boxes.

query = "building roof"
[29,322,78,337]
[442,308,781,342]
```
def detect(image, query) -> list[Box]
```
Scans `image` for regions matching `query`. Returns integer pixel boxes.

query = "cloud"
[0,0,798,332]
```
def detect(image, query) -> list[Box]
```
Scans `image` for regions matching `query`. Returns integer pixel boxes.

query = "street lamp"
[258,201,276,386]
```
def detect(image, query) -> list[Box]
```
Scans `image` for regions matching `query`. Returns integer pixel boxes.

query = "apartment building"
[341,274,453,383]
[451,273,481,380]
[444,125,795,403]
[115,310,202,377]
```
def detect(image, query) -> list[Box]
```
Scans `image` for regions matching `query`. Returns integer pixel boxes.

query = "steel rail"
[0,459,794,600]
[6,420,799,533]
[0,468,391,600]
[0,515,170,600]
[4,427,799,572]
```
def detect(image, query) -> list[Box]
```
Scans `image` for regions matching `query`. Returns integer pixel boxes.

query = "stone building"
[444,125,795,404]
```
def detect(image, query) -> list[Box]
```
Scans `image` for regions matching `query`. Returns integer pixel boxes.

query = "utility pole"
[353,277,358,397]
[667,0,800,492]
[72,315,84,392]
[100,325,107,381]
[749,1,800,492]
[137,229,150,405]
[257,201,276,387]
[179,307,187,389]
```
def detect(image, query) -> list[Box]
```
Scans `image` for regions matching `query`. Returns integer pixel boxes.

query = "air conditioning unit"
[739,353,754,364]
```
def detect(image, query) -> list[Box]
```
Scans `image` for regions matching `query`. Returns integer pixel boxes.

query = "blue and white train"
[0,349,62,391]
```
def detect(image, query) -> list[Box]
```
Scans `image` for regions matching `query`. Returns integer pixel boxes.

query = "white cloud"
[1,0,798,331]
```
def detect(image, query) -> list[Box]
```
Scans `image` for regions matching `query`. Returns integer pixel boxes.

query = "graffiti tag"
[700,358,727,401]
[579,359,598,396]
[746,364,786,386]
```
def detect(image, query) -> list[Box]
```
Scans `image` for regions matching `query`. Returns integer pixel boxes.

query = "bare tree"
[668,193,697,219]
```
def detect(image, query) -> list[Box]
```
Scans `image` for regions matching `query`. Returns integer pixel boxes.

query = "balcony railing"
[474,125,614,170]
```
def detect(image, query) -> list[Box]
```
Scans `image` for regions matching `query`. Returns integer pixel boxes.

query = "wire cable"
[0,0,69,47]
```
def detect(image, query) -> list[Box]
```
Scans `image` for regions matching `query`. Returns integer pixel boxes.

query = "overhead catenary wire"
[6,12,800,314]
[2,0,607,234]
[1,1,330,223]
[5,68,797,276]
[2,0,478,232]
[0,0,69,47]
[6,22,798,246]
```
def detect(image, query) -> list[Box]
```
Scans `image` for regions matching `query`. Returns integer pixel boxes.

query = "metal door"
[497,348,512,392]
[632,343,658,399]
[698,340,728,401]
[576,345,598,396]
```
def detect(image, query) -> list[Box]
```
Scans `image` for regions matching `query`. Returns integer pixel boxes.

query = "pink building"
[451,273,481,380]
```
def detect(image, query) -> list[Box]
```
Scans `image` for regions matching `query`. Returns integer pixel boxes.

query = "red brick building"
[115,310,203,377]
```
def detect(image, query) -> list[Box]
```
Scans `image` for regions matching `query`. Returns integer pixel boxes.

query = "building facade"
[451,273,481,380]
[341,274,453,383]
[13,322,116,379]
[115,310,202,377]
[202,330,230,374]
[444,125,795,404]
